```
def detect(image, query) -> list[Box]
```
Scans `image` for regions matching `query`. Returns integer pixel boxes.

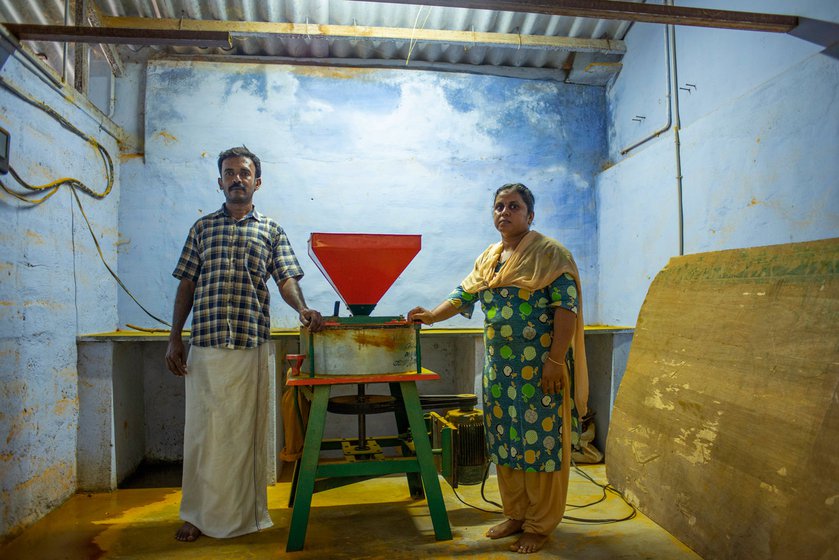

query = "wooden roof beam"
[3,24,231,48]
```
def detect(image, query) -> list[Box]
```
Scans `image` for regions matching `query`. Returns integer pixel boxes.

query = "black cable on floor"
[456,457,638,525]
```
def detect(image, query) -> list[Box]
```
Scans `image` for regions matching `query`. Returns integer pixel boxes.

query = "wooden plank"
[606,238,839,560]
[99,15,625,54]
[353,0,798,33]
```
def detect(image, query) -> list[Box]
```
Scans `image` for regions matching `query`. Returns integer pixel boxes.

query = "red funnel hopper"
[309,233,421,316]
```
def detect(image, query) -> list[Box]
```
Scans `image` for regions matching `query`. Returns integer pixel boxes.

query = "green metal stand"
[285,378,452,552]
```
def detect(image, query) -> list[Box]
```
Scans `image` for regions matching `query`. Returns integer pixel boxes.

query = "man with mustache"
[165,146,323,542]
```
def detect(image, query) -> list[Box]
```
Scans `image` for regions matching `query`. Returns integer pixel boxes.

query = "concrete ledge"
[77,325,634,491]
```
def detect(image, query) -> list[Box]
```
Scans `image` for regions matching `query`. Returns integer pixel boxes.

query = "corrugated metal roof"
[2,1,634,84]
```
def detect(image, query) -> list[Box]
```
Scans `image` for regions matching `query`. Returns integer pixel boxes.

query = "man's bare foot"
[175,522,202,542]
[509,532,548,554]
[485,518,524,539]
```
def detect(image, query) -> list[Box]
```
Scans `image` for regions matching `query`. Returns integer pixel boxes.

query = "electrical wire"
[0,76,171,327]
[448,462,502,514]
[69,188,81,334]
[125,323,178,333]
[561,461,637,524]
[69,187,171,326]
[458,457,637,525]
[0,78,114,200]
[451,486,500,514]
[479,460,503,509]
[406,5,432,65]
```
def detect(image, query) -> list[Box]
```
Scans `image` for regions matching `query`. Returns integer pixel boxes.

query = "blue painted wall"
[118,62,605,330]
[0,49,122,539]
[7,0,838,542]
[597,0,839,326]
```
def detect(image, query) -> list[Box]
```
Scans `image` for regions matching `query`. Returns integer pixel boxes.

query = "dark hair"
[217,146,261,178]
[494,183,535,214]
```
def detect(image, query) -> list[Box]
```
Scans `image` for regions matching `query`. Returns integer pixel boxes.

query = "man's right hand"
[165,336,188,376]
[299,307,324,332]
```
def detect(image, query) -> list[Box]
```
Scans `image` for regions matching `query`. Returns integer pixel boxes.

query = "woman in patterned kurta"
[447,273,580,471]
[408,184,588,554]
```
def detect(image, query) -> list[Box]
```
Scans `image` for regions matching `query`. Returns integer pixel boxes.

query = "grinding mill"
[283,233,485,552]
[298,232,423,377]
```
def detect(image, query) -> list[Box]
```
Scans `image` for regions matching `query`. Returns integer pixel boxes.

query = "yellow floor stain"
[1,465,702,560]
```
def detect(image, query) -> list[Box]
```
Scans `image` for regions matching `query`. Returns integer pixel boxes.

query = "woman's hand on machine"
[407,306,434,325]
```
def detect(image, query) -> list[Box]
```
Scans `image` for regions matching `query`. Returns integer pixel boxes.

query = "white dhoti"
[180,344,273,538]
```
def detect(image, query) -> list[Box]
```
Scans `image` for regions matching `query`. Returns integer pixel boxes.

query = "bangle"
[546,355,565,367]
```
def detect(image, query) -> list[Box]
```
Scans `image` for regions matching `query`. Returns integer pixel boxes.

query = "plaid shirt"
[173,205,303,349]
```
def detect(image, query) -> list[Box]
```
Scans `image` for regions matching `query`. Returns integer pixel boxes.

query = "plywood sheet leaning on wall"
[606,238,839,560]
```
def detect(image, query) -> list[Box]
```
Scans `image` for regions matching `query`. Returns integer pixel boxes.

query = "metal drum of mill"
[299,317,418,376]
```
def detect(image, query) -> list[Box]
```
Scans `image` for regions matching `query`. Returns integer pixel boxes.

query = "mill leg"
[286,385,330,552]
[389,382,424,498]
[399,381,452,541]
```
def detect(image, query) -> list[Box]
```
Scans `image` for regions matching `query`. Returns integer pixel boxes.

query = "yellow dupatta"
[460,230,589,417]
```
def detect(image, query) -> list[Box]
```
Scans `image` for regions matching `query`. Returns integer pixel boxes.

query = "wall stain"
[24,231,45,245]
[6,404,38,444]
[156,131,177,144]
[23,300,68,310]
[14,461,73,494]
[53,397,77,416]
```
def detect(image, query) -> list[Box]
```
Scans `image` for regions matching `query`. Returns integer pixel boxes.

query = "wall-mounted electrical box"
[0,126,9,174]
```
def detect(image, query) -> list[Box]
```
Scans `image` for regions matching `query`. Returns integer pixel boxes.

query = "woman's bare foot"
[485,518,524,539]
[509,532,548,554]
[175,522,202,542]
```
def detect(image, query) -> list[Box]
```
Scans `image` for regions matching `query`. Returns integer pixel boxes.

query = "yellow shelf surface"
[78,325,632,341]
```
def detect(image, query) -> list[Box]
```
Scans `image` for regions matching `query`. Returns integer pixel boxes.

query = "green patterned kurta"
[448,272,581,472]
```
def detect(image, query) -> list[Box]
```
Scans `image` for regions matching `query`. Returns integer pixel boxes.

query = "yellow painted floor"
[1,464,702,559]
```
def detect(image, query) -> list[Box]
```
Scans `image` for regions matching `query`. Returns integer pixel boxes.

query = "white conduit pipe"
[619,2,685,256]
[620,23,672,156]
[107,68,116,118]
[669,16,685,256]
